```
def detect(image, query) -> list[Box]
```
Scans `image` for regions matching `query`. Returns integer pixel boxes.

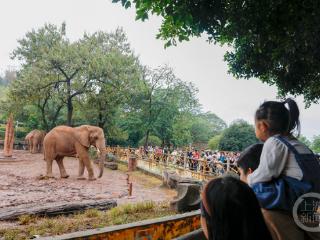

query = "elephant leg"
[76,145,95,181]
[46,159,54,178]
[56,156,69,178]
[32,141,37,154]
[77,159,86,180]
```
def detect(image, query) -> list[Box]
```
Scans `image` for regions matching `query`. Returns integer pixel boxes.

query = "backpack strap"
[275,136,304,171]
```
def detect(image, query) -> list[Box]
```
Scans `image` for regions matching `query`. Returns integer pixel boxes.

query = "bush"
[219,120,258,151]
[208,135,222,150]
[138,135,162,146]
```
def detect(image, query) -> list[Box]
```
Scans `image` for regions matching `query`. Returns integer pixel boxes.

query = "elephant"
[43,125,105,180]
[25,130,46,153]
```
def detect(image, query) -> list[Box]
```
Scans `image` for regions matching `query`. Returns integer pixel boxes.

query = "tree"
[114,0,320,105]
[208,134,222,150]
[171,113,193,147]
[127,65,198,147]
[191,112,226,143]
[138,135,162,147]
[9,24,142,129]
[298,135,311,148]
[219,119,258,151]
[311,135,320,153]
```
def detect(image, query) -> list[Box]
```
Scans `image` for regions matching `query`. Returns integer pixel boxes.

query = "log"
[0,199,117,221]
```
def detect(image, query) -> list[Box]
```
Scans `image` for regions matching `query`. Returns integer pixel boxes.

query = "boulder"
[106,153,118,162]
[170,183,201,213]
[163,171,202,189]
[163,170,181,189]
[104,162,118,170]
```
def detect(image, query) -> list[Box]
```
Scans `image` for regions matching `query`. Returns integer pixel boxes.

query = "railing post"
[227,158,230,172]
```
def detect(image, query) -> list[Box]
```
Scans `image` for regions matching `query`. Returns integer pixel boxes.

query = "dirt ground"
[0,150,176,219]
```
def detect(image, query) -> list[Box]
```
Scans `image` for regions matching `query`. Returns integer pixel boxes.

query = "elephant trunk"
[97,141,106,178]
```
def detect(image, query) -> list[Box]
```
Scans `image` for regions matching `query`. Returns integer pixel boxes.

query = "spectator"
[238,143,320,240]
[201,177,272,240]
[218,152,226,163]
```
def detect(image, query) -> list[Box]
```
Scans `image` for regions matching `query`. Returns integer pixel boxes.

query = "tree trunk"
[144,129,150,147]
[67,97,73,126]
[40,106,49,131]
[3,114,14,157]
[66,79,73,126]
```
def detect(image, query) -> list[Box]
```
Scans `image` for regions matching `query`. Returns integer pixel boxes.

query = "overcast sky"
[0,0,319,139]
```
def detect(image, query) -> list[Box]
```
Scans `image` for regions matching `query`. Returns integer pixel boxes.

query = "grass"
[0,201,176,240]
[117,164,164,189]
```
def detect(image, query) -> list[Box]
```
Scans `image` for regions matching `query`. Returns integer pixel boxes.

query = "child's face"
[255,120,270,142]
[239,167,253,183]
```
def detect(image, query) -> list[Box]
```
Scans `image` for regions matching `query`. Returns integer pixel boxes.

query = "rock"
[178,177,202,186]
[104,162,118,170]
[106,153,118,162]
[163,170,181,189]
[170,183,201,213]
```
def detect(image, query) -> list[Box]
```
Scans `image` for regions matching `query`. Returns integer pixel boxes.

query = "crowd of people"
[136,146,240,175]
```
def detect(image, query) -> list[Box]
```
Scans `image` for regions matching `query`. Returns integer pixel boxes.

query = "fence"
[107,147,239,181]
[0,140,27,150]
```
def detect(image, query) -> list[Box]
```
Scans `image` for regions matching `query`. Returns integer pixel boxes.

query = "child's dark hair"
[255,98,300,136]
[201,177,271,240]
[237,143,263,174]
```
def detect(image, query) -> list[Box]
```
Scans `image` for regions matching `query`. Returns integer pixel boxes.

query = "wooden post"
[128,182,133,196]
[3,114,14,157]
[126,173,130,185]
[128,154,137,171]
[227,158,230,172]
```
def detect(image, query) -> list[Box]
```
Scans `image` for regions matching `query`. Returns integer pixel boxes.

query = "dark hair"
[201,177,272,240]
[255,98,300,136]
[237,143,263,174]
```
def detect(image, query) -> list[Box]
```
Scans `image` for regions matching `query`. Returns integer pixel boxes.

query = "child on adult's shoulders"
[237,143,320,240]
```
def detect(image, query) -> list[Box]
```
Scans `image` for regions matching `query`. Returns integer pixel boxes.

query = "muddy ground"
[0,150,176,225]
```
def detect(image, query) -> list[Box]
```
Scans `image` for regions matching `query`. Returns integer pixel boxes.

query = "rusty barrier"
[38,210,201,240]
[173,229,205,240]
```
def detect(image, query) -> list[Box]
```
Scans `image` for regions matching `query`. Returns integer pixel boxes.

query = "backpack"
[252,136,320,211]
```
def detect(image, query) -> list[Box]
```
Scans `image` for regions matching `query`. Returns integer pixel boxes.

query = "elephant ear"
[73,126,90,148]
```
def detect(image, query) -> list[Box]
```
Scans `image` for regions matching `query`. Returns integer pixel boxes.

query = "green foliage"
[191,112,226,143]
[171,113,193,147]
[114,0,320,105]
[208,134,222,150]
[138,135,162,146]
[124,65,199,147]
[9,24,141,128]
[298,135,311,148]
[2,22,228,147]
[311,135,320,153]
[219,119,258,151]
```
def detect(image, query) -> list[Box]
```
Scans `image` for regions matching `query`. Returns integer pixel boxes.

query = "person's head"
[255,98,300,141]
[237,143,263,183]
[201,177,271,240]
